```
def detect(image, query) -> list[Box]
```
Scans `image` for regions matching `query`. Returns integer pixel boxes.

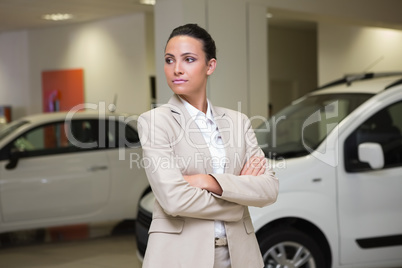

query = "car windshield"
[255,93,373,159]
[0,120,29,142]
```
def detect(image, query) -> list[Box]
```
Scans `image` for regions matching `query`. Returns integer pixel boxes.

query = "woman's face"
[164,35,216,98]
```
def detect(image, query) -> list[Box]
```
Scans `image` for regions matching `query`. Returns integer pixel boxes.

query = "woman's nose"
[174,62,183,75]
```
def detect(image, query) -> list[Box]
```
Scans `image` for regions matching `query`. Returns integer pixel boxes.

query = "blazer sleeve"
[211,113,279,208]
[137,110,244,222]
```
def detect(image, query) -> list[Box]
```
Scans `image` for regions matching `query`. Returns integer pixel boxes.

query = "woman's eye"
[186,57,195,63]
[165,58,173,64]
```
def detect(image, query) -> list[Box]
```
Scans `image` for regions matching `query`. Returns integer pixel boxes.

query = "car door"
[338,100,402,265]
[104,118,148,219]
[0,119,110,225]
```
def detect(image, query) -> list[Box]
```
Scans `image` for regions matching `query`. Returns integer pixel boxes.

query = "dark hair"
[166,23,217,62]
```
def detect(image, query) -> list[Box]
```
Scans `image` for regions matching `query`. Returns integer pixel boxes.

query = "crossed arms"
[184,156,267,196]
[137,109,278,221]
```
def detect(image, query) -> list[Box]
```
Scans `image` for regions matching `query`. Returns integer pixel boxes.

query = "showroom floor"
[0,234,142,268]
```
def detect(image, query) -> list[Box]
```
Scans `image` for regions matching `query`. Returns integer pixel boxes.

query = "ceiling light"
[42,13,74,21]
[140,0,155,5]
[266,13,273,19]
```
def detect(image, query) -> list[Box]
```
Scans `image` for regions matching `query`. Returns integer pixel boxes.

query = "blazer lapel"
[168,95,213,174]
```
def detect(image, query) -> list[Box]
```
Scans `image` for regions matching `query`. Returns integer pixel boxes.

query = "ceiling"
[0,0,317,34]
[1,0,401,34]
[0,0,153,33]
[0,0,315,34]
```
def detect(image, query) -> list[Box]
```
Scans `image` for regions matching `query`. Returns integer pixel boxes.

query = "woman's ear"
[206,59,217,76]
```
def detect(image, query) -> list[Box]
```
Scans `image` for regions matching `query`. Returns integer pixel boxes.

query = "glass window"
[107,120,139,148]
[68,120,100,149]
[344,101,402,172]
[0,118,140,161]
[11,121,73,157]
[255,93,372,159]
[8,119,101,158]
[0,120,29,142]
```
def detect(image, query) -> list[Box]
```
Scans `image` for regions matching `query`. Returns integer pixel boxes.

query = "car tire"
[111,219,136,235]
[259,227,327,268]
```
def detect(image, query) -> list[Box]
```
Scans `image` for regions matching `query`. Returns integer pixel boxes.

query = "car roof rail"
[315,72,402,90]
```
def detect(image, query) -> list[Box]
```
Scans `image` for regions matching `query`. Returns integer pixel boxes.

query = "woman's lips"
[173,79,187,84]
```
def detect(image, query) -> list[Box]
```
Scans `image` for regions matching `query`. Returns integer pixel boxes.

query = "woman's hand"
[240,156,266,176]
[183,174,223,196]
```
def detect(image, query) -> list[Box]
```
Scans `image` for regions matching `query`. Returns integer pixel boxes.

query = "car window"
[12,121,75,157]
[4,119,100,159]
[0,118,140,160]
[0,120,29,142]
[107,120,140,148]
[255,93,372,159]
[344,101,402,172]
[69,119,100,149]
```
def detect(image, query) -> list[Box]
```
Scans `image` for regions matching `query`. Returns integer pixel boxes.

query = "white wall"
[0,13,151,120]
[0,31,30,120]
[318,23,402,84]
[268,25,317,114]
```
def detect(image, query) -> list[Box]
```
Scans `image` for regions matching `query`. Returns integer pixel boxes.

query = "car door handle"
[88,165,108,172]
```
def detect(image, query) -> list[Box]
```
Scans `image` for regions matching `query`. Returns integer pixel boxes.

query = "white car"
[0,111,149,244]
[135,72,402,268]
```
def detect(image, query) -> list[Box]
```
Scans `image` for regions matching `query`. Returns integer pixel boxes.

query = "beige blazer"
[138,95,278,268]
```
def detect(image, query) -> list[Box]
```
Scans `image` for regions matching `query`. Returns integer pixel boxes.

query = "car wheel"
[259,227,327,268]
[111,219,136,235]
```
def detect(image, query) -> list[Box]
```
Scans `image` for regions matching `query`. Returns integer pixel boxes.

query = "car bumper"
[135,205,152,259]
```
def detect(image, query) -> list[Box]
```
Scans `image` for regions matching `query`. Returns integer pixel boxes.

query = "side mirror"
[6,149,22,170]
[358,142,384,170]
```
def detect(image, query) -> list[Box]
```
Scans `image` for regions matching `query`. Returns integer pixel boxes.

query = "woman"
[138,23,278,268]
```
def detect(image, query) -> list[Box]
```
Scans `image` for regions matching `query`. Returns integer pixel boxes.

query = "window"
[107,120,140,148]
[68,120,100,149]
[3,120,100,159]
[13,122,73,156]
[255,93,372,158]
[344,101,402,172]
[0,118,140,161]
